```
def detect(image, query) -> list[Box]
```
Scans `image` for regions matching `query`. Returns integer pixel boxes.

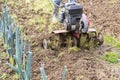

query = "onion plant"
[0,3,33,80]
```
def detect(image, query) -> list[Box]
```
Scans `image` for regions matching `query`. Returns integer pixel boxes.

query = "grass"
[104,36,120,63]
[9,56,14,65]
[1,52,7,59]
[68,46,80,52]
[0,73,7,80]
[12,73,19,80]
[58,52,66,59]
[104,36,120,49]
[29,0,53,13]
[114,42,120,50]
[109,0,118,4]
[26,0,60,33]
[75,75,84,80]
[101,52,119,63]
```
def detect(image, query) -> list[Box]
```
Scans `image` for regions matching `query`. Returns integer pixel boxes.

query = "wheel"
[97,33,104,45]
[72,37,77,46]
[80,33,89,48]
[88,37,97,49]
[81,14,89,33]
[87,32,98,48]
[42,39,48,49]
[49,34,60,50]
[88,32,104,48]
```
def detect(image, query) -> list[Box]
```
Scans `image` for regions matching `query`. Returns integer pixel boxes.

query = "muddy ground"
[0,0,120,80]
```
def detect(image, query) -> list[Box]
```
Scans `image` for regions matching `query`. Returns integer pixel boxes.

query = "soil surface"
[0,0,120,80]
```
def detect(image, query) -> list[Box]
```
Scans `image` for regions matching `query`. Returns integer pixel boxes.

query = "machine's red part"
[73,32,80,39]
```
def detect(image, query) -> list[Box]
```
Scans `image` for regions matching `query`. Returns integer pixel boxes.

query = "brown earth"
[0,0,120,80]
[80,0,120,39]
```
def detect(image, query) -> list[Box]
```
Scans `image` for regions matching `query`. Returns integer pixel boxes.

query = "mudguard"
[81,14,90,33]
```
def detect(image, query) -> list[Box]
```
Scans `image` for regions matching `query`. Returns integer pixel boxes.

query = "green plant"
[0,73,7,80]
[7,46,33,80]
[102,52,119,63]
[109,0,117,4]
[7,29,33,80]
[9,56,14,65]
[0,3,33,80]
[40,65,67,80]
[1,52,7,58]
[40,64,47,80]
[104,36,120,49]
[0,3,15,54]
[68,46,80,52]
[104,36,116,45]
[62,66,67,80]
[30,0,53,12]
[13,73,19,79]
[114,42,120,50]
[75,75,84,80]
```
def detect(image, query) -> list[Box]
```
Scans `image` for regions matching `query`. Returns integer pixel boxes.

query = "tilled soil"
[80,0,120,39]
[31,46,120,80]
[0,0,120,80]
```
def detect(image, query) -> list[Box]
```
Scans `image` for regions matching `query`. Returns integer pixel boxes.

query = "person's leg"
[53,5,59,17]
[59,12,65,23]
[68,0,76,3]
[52,0,62,22]
[52,0,61,16]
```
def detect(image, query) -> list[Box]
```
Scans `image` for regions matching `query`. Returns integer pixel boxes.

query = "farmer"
[52,0,76,22]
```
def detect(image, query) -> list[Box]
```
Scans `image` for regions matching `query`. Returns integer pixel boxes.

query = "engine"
[60,2,83,31]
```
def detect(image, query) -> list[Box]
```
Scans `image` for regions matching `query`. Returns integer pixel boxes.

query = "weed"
[25,0,31,3]
[109,0,117,4]
[11,14,18,21]
[58,52,66,59]
[9,56,14,65]
[104,36,116,45]
[101,52,119,63]
[0,38,2,42]
[75,75,84,80]
[38,26,44,32]
[1,52,7,58]
[28,19,36,25]
[114,42,120,50]
[45,56,50,61]
[0,73,7,80]
[29,0,53,13]
[34,48,39,52]
[13,73,19,80]
[9,0,15,6]
[68,46,80,52]
[104,36,120,49]
[4,44,8,49]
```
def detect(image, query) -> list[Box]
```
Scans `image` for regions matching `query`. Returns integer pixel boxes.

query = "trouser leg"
[53,5,59,17]
[59,12,65,23]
